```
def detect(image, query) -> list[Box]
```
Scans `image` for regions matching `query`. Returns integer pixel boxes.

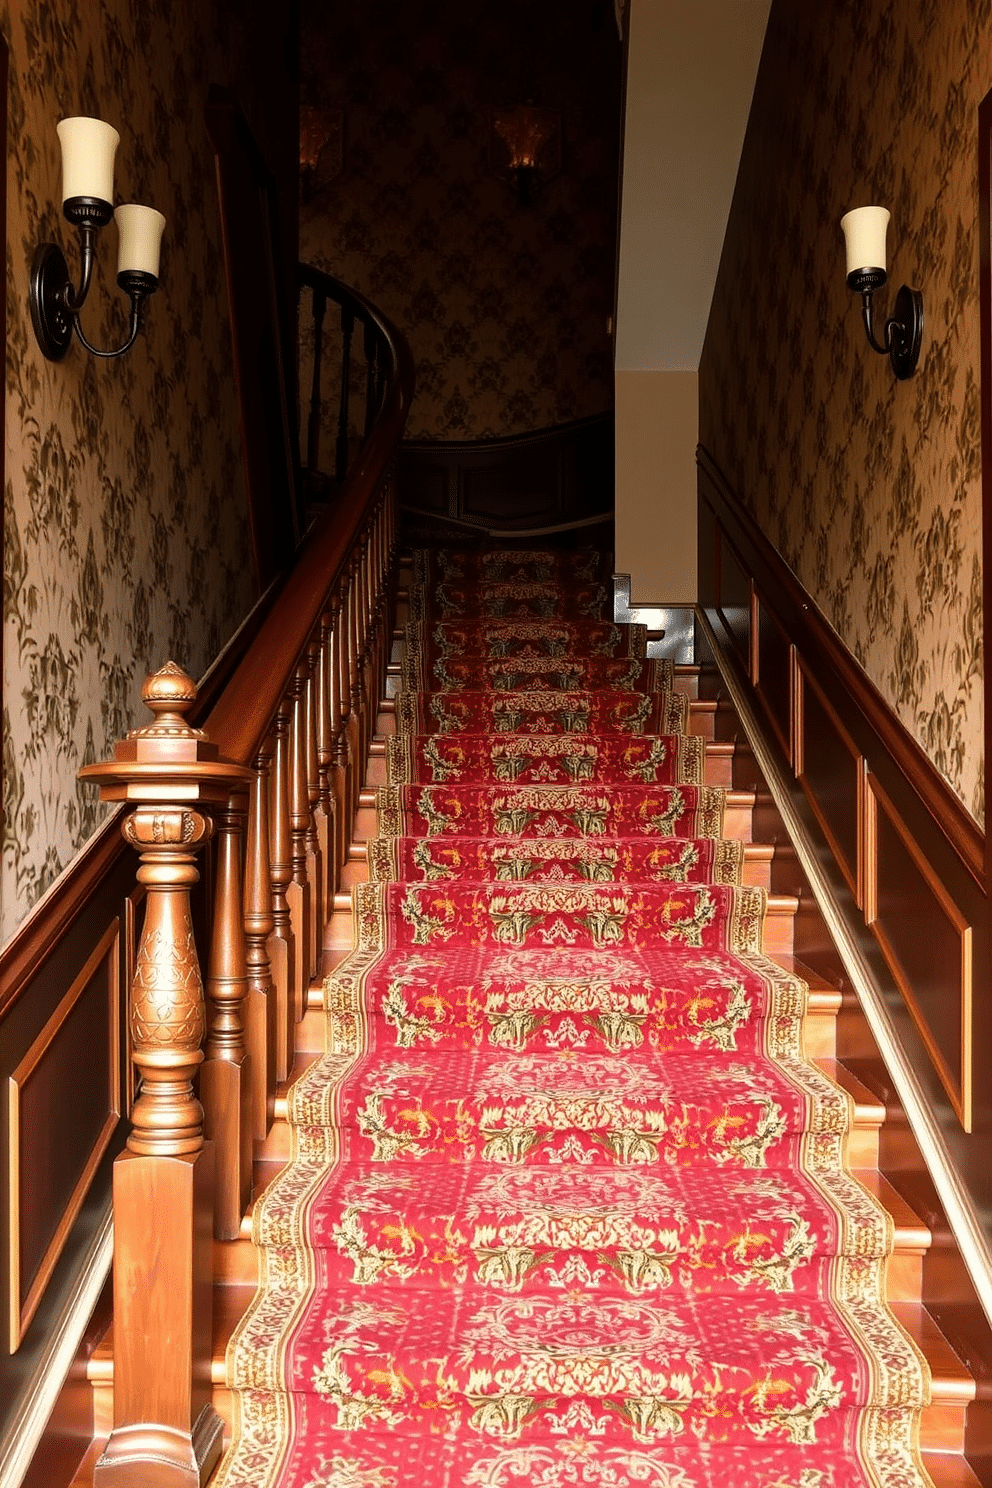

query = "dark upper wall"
[699,0,988,824]
[299,0,621,441]
[1,0,297,943]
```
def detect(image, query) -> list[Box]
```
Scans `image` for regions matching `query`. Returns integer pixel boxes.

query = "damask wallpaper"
[700,0,989,824]
[299,0,621,442]
[1,0,267,944]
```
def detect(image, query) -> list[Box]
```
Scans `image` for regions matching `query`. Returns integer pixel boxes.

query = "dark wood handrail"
[205,282,414,763]
[698,446,985,886]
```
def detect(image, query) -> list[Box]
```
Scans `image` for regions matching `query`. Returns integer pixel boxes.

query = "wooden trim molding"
[698,447,986,1148]
[866,772,973,1131]
[7,922,121,1351]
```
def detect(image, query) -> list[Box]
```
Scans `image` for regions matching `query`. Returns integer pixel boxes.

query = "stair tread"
[816,1058,886,1121]
[71,1447,985,1488]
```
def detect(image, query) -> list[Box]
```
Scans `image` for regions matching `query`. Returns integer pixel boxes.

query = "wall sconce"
[490,103,561,206]
[30,117,166,362]
[840,205,923,380]
[300,106,343,204]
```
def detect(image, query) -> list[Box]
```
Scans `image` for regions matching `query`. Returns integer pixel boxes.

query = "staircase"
[68,551,982,1487]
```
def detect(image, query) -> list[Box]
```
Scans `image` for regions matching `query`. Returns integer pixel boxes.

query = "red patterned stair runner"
[216,548,933,1488]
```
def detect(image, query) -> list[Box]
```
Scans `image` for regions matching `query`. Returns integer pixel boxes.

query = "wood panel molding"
[866,772,973,1131]
[698,447,986,1145]
[7,922,121,1351]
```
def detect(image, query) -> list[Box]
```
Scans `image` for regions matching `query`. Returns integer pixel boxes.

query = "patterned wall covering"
[299,0,621,442]
[1,0,265,944]
[699,0,989,824]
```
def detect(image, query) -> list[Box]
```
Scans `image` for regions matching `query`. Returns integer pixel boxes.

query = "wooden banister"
[61,268,414,1486]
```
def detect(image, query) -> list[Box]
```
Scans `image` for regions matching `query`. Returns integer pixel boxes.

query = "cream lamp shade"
[57,117,120,206]
[840,205,889,278]
[115,205,167,280]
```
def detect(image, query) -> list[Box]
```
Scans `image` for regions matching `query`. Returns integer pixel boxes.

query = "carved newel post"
[80,663,251,1488]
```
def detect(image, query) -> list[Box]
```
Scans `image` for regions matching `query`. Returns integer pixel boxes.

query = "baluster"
[307,286,327,476]
[303,646,324,967]
[202,792,253,1239]
[245,746,277,1139]
[363,320,378,441]
[346,554,363,824]
[81,664,250,1488]
[375,496,389,671]
[287,679,312,1017]
[327,592,349,875]
[268,710,297,1081]
[336,303,355,483]
[315,623,336,904]
[360,529,375,768]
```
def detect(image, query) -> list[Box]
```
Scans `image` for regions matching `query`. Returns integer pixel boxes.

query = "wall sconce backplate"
[30,242,74,361]
[890,284,923,380]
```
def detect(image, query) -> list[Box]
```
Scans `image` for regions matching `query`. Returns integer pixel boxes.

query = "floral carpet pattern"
[216,549,933,1488]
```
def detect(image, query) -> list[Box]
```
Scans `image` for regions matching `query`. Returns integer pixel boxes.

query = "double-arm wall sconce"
[30,116,166,362]
[840,205,923,380]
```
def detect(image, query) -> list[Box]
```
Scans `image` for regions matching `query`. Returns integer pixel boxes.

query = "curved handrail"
[204,275,414,763]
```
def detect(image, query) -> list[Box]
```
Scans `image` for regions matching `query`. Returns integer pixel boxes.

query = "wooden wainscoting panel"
[461,455,562,528]
[7,922,121,1351]
[398,413,613,537]
[697,495,719,611]
[401,462,449,516]
[717,531,752,675]
[866,775,973,1132]
[796,660,863,903]
[755,592,793,762]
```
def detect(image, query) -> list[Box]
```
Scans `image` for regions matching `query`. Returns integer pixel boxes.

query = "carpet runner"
[216,547,933,1488]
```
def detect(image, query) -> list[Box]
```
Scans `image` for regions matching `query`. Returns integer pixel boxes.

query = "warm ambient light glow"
[115,205,166,280]
[57,116,120,205]
[840,205,890,282]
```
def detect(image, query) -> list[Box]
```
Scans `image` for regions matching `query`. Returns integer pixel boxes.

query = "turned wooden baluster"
[363,321,378,440]
[307,284,327,476]
[336,303,355,482]
[287,679,312,1017]
[313,627,335,909]
[302,649,324,969]
[346,553,364,825]
[268,711,297,1081]
[327,592,349,875]
[371,497,390,707]
[80,662,251,1488]
[338,566,359,832]
[202,793,253,1240]
[244,746,277,1139]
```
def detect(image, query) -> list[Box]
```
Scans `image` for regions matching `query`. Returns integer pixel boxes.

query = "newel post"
[80,662,251,1488]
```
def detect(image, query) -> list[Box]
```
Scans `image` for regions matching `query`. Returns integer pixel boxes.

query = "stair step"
[819,1058,885,1168]
[365,736,735,788]
[81,1290,974,1467]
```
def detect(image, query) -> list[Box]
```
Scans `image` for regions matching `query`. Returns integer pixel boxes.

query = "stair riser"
[212,1231,926,1298]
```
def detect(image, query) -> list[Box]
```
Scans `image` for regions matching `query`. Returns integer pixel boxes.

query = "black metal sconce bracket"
[29,196,157,362]
[847,267,923,380]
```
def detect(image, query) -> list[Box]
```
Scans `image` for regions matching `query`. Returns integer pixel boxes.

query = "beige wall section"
[615,370,698,604]
[613,0,769,606]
